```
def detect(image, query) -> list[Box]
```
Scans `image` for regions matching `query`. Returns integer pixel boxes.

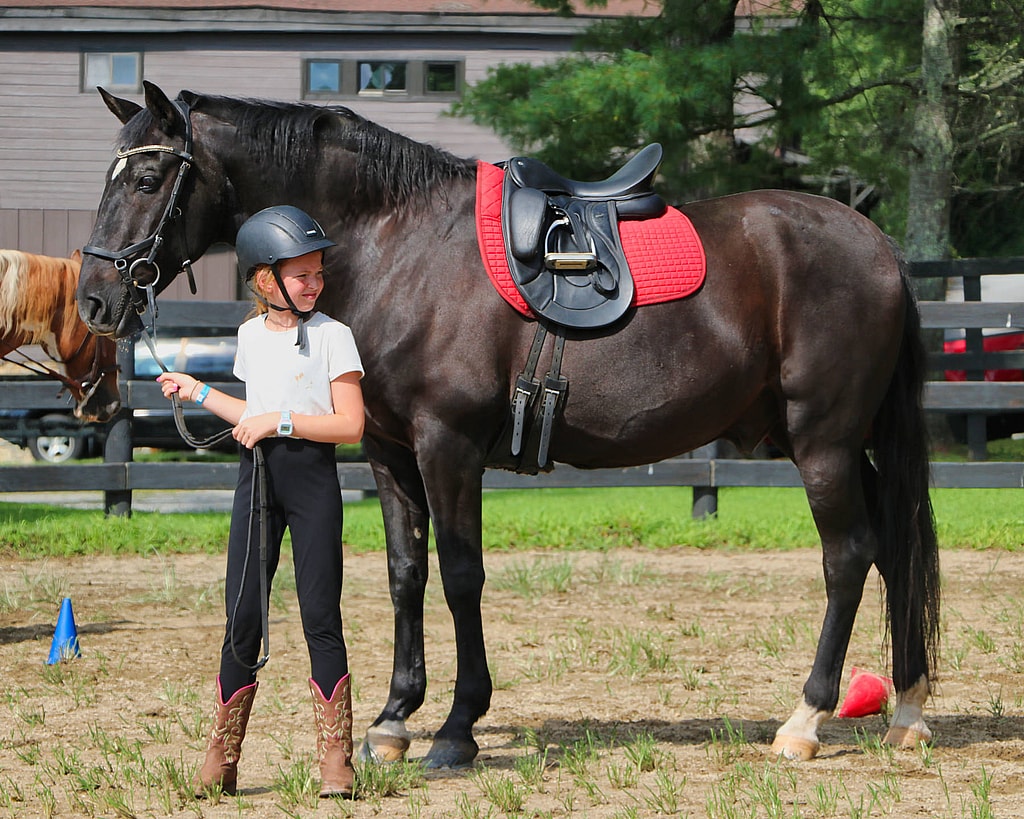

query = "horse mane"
[0,249,80,346]
[189,93,477,210]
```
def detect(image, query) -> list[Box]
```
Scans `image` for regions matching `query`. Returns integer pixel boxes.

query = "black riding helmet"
[236,205,335,349]
[237,205,335,281]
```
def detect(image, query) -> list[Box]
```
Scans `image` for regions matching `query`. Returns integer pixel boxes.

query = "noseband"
[83,97,198,324]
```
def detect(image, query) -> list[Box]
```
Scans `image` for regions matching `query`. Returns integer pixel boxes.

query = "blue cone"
[47,597,81,664]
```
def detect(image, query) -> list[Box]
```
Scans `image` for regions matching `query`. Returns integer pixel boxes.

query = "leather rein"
[0,329,114,410]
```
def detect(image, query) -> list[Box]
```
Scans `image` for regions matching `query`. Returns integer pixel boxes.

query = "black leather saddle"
[500,143,667,330]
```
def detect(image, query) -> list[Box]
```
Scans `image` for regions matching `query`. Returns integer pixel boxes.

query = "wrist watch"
[277,410,293,437]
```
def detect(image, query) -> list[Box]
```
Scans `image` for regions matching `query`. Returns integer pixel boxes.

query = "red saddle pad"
[475,160,706,318]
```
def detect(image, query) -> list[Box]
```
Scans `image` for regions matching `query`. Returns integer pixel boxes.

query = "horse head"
[77,81,227,339]
[0,248,121,422]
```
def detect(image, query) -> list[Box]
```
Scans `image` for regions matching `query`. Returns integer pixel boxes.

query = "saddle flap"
[507,186,549,263]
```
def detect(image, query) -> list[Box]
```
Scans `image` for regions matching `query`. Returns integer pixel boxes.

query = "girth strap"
[511,323,548,457]
[537,330,568,468]
[507,321,568,470]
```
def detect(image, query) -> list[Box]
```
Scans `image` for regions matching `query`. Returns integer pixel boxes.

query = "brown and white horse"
[0,249,120,422]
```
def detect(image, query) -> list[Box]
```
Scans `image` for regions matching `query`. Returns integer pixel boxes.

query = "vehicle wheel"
[27,415,87,463]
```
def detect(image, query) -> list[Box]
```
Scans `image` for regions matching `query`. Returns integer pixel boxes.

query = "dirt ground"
[1,541,1023,818]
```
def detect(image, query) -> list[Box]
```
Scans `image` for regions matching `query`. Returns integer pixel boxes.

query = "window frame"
[80,50,143,93]
[302,58,463,102]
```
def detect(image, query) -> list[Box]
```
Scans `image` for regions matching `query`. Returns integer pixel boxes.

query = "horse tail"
[868,251,940,689]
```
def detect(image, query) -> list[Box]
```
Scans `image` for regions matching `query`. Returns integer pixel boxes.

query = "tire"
[27,414,88,463]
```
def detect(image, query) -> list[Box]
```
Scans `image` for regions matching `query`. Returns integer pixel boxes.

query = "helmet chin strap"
[267,303,311,351]
[248,266,312,351]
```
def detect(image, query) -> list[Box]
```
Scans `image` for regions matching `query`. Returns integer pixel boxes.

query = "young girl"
[158,205,364,798]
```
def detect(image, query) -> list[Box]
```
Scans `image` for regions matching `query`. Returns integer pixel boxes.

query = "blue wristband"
[194,384,211,405]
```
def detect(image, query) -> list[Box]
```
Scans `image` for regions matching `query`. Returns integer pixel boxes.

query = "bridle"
[0,331,116,413]
[83,97,199,327]
[82,94,232,429]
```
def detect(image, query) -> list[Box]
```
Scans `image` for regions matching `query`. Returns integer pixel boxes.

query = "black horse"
[77,82,939,767]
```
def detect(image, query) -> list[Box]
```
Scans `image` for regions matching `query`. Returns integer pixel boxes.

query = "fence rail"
[1,457,1021,497]
[1,257,1023,513]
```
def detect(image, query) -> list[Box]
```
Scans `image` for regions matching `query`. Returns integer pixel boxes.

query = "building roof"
[0,0,787,15]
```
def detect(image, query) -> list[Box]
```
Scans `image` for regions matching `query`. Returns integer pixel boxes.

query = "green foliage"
[948,0,1024,255]
[453,0,1024,253]
[452,0,746,196]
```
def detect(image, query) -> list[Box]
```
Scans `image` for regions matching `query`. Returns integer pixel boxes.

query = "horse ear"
[179,89,200,108]
[98,87,142,124]
[70,249,82,263]
[143,80,184,138]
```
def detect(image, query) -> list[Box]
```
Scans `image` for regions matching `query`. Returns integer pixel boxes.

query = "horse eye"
[137,176,159,193]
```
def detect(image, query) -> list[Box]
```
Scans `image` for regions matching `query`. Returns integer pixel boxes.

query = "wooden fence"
[1,257,1022,516]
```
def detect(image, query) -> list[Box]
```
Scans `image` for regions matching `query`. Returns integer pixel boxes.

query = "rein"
[0,335,114,410]
[137,328,234,450]
[140,325,270,672]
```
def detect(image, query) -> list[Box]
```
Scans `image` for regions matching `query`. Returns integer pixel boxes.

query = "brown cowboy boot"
[194,677,258,797]
[309,675,355,798]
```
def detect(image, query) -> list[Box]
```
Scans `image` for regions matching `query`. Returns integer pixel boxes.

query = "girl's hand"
[157,372,200,401]
[232,413,279,449]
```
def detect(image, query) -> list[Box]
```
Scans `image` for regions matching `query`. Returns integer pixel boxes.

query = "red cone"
[837,667,892,718]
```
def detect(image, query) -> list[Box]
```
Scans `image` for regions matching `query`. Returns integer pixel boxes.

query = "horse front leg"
[772,450,876,761]
[417,439,490,769]
[359,438,430,763]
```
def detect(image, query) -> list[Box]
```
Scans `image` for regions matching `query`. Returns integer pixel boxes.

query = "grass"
[0,484,1021,557]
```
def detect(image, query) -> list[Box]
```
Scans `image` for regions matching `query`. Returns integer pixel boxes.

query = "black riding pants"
[218,437,347,699]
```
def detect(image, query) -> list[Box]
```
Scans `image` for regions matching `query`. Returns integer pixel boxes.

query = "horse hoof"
[360,723,411,763]
[883,725,931,748]
[422,737,479,769]
[770,735,819,761]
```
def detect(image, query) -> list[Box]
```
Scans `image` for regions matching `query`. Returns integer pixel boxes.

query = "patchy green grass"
[1,483,1021,558]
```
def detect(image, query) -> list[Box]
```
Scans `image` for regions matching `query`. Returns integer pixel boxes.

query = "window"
[308,61,341,94]
[303,59,462,101]
[425,62,457,94]
[82,52,142,93]
[358,61,406,95]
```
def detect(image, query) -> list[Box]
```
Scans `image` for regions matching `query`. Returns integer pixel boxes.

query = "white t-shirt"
[234,311,363,419]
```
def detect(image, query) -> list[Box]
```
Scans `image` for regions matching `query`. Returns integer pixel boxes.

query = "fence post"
[690,440,719,519]
[962,274,989,460]
[104,340,135,517]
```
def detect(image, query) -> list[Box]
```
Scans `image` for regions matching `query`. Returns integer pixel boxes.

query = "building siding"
[0,21,577,295]
[1,31,571,214]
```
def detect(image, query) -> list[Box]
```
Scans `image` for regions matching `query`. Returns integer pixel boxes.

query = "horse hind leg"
[771,444,877,761]
[884,676,931,748]
[866,448,936,750]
